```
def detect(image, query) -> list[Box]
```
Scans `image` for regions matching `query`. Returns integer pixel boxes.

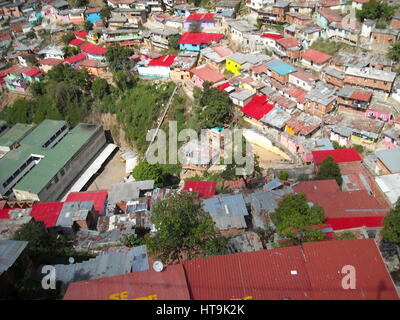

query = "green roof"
[20,119,67,146]
[0,123,35,148]
[0,120,101,195]
[14,123,101,194]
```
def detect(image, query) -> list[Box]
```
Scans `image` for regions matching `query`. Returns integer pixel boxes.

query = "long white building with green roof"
[0,119,107,202]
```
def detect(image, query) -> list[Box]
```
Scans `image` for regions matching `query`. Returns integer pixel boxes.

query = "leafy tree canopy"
[381,198,400,244]
[132,160,180,188]
[198,82,233,128]
[145,192,228,263]
[316,156,343,187]
[388,41,400,62]
[105,44,133,72]
[356,0,395,22]
[91,78,110,100]
[271,193,326,245]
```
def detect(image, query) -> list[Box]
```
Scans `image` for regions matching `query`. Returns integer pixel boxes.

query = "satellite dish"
[153,261,164,272]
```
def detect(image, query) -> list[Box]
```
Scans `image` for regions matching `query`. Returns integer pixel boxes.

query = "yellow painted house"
[225,53,248,76]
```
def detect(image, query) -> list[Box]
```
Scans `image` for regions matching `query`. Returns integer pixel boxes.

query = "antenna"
[153,261,164,272]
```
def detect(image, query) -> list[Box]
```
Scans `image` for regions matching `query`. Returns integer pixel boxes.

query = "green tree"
[26,30,36,39]
[122,227,150,247]
[61,31,75,45]
[334,231,357,240]
[222,142,263,187]
[271,193,326,246]
[100,6,111,23]
[132,160,179,187]
[316,156,343,187]
[84,20,93,32]
[0,99,32,124]
[91,78,110,100]
[199,82,233,128]
[381,199,400,244]
[113,70,137,90]
[145,193,228,263]
[63,45,80,58]
[388,41,400,62]
[69,0,88,7]
[353,144,364,155]
[356,0,394,22]
[332,141,344,149]
[167,35,180,53]
[279,171,289,180]
[105,44,133,72]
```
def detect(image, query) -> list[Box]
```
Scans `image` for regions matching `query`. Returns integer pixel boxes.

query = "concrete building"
[344,67,397,93]
[0,120,107,202]
[374,173,400,207]
[304,83,337,117]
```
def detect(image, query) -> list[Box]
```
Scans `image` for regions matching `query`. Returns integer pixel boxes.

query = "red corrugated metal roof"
[261,33,283,39]
[216,81,231,91]
[22,67,41,77]
[74,30,88,39]
[186,13,215,21]
[303,239,399,300]
[148,55,176,67]
[80,42,106,55]
[29,202,64,228]
[61,239,399,300]
[38,58,63,66]
[241,95,275,120]
[276,37,300,49]
[326,216,384,230]
[179,32,224,45]
[191,64,225,83]
[0,208,11,220]
[63,264,191,300]
[68,38,84,46]
[63,52,87,64]
[301,49,332,64]
[318,8,342,22]
[350,89,372,102]
[183,246,312,300]
[312,148,362,164]
[183,181,217,198]
[293,180,388,221]
[65,190,108,216]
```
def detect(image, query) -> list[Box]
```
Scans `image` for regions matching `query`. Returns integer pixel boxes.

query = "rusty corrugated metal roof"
[182,246,312,300]
[63,263,190,300]
[303,239,399,300]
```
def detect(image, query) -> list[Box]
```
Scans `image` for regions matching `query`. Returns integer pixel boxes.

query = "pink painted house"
[190,64,225,89]
[365,103,394,124]
[280,132,314,163]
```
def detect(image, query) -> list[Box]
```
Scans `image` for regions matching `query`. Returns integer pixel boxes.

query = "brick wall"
[304,100,334,117]
[271,71,289,84]
[324,74,344,88]
[370,32,397,46]
[344,74,393,92]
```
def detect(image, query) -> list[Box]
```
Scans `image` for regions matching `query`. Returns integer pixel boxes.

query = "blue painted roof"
[264,178,282,192]
[265,59,297,75]
[202,194,248,217]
